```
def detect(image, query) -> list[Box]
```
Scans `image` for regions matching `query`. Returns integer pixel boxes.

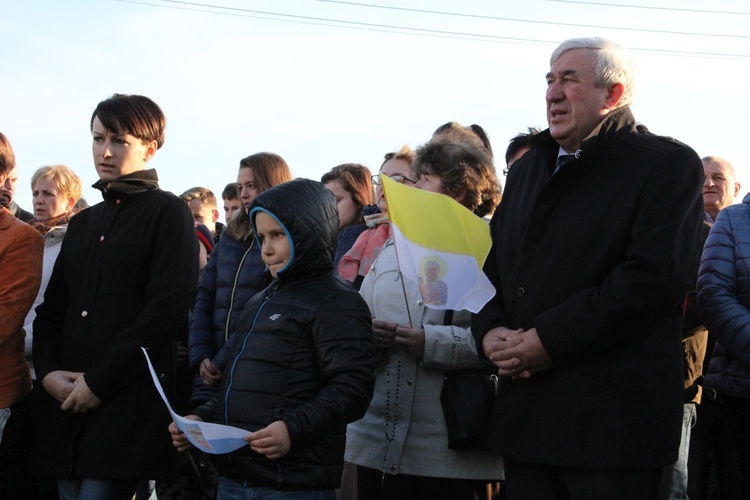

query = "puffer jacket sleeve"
[189,239,222,369]
[697,206,750,368]
[280,290,376,443]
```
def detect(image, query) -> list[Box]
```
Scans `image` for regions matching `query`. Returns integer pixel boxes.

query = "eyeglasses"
[371,173,418,186]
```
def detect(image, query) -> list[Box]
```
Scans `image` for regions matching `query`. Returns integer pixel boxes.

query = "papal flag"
[382,174,495,314]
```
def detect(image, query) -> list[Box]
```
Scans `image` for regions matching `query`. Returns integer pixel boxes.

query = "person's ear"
[143,139,158,163]
[67,196,77,211]
[735,182,742,198]
[211,208,220,223]
[605,83,625,110]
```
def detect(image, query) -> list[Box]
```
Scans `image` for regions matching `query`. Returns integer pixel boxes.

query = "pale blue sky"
[3,0,748,219]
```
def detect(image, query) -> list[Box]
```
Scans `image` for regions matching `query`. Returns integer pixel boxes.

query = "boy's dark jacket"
[195,179,376,490]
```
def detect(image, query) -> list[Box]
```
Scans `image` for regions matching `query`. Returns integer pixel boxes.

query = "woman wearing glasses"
[338,146,415,290]
[345,139,503,500]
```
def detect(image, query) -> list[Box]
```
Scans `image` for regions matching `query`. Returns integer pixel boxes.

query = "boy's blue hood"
[249,178,339,283]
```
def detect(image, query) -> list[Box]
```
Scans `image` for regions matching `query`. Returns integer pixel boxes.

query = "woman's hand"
[395,326,425,360]
[61,376,101,413]
[41,370,83,403]
[372,319,398,349]
[169,415,204,452]
[246,420,290,460]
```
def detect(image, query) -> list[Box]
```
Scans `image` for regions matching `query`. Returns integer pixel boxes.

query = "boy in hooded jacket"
[170,178,376,498]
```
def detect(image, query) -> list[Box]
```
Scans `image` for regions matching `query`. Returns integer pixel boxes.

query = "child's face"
[255,211,291,279]
[223,197,242,221]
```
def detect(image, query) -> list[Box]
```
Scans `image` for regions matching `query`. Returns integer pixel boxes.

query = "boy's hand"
[199,358,222,386]
[246,420,290,460]
[169,415,203,452]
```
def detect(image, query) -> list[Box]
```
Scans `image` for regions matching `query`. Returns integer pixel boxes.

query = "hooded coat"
[30,170,198,479]
[194,179,376,490]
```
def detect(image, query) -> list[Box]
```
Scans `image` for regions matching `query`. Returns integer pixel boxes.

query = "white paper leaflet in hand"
[141,347,249,454]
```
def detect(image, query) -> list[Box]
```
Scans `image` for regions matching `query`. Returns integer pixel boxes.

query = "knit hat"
[195,222,214,254]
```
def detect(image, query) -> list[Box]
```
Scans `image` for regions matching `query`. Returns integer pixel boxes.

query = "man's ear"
[735,182,742,198]
[211,208,220,223]
[605,83,625,110]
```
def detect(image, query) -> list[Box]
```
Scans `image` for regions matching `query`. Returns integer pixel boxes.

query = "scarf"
[338,221,391,283]
[29,212,73,236]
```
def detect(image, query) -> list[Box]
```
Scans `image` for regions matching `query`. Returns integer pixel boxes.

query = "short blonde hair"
[31,165,83,202]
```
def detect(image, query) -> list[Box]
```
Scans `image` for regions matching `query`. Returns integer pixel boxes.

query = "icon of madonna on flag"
[381,174,495,313]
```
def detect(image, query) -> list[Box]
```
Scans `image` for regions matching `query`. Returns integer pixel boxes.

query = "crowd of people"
[0,36,748,500]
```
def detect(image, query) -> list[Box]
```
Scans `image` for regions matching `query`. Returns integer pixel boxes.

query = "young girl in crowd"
[321,163,374,268]
[338,146,414,290]
[170,178,376,499]
[30,94,198,500]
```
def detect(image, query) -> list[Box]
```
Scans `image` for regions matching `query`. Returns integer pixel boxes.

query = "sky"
[3,0,748,222]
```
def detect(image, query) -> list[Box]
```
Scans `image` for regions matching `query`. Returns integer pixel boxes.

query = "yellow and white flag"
[382,175,495,313]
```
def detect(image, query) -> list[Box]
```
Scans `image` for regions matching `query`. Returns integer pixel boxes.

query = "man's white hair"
[551,37,637,108]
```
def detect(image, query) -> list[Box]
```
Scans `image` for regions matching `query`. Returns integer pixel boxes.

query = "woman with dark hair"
[345,140,504,500]
[431,121,494,158]
[188,152,293,407]
[30,94,198,499]
[321,163,374,268]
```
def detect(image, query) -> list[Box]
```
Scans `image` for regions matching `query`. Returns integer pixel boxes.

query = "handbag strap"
[443,310,454,326]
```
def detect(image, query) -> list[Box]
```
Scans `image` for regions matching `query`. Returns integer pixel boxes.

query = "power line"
[318,0,750,39]
[544,0,750,16]
[121,0,750,60]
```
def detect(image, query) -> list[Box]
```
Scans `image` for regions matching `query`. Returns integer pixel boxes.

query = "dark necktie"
[553,154,575,175]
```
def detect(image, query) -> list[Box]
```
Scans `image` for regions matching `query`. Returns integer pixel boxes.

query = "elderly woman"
[23,165,82,375]
[345,140,503,500]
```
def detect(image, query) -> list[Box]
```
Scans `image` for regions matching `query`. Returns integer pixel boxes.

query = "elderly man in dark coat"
[472,37,704,500]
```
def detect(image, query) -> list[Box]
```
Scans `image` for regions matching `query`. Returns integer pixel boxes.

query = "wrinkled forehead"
[703,160,735,179]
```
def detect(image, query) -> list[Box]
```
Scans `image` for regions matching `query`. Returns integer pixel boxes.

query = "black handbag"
[440,368,499,451]
[439,310,499,451]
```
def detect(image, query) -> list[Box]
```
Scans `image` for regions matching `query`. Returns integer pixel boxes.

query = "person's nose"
[704,176,713,188]
[546,81,563,103]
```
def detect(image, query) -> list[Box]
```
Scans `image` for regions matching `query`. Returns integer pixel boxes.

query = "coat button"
[81,310,88,317]
[99,235,105,242]
[390,464,397,471]
[516,287,525,298]
[407,379,414,386]
[417,299,424,306]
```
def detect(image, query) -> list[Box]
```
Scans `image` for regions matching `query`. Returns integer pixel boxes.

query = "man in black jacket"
[472,37,704,499]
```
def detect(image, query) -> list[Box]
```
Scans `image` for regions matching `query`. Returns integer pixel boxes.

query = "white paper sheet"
[142,347,249,454]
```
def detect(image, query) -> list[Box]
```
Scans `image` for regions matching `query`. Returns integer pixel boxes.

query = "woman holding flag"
[345,140,503,500]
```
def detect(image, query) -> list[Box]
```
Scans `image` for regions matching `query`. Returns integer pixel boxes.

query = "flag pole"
[390,235,414,328]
